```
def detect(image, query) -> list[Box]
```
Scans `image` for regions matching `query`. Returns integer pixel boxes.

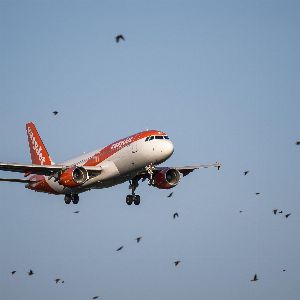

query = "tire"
[64,195,72,204]
[134,195,140,205]
[72,194,79,204]
[126,195,133,205]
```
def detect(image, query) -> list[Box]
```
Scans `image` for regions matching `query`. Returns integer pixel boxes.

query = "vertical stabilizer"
[26,122,53,165]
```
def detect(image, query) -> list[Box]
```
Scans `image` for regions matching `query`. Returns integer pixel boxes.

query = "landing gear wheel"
[134,195,140,205]
[64,194,72,204]
[126,195,133,205]
[72,194,79,204]
[126,177,142,205]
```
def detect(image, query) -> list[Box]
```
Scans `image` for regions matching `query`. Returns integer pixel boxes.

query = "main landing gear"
[126,177,140,205]
[64,194,79,204]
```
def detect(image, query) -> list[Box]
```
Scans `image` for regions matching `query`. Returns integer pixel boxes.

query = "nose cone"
[163,140,174,159]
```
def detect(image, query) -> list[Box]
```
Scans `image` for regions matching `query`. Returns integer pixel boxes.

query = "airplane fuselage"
[27,130,174,195]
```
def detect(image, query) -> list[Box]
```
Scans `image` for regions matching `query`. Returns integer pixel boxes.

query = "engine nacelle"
[58,166,88,187]
[153,168,181,189]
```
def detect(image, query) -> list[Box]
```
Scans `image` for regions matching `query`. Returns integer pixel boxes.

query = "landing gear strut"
[126,177,141,205]
[64,194,79,204]
[145,163,155,185]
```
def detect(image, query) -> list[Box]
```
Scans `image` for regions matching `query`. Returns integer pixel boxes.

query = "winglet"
[26,122,53,165]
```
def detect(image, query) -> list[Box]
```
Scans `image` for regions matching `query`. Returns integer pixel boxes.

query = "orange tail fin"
[26,122,53,165]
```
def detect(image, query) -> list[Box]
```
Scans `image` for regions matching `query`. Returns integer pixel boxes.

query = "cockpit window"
[149,136,154,141]
[145,137,150,142]
[164,136,169,139]
[155,136,164,139]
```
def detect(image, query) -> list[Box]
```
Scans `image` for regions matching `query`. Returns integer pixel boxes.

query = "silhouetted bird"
[173,212,179,219]
[251,274,258,282]
[92,297,99,299]
[273,209,278,215]
[116,246,124,251]
[28,270,34,276]
[11,271,16,275]
[244,170,249,176]
[115,34,125,43]
[73,211,80,214]
[255,192,260,195]
[285,213,291,218]
[174,260,181,266]
[239,210,243,213]
[55,278,60,284]
[283,269,286,272]
[278,211,283,214]
[167,192,173,198]
[135,237,142,243]
[296,141,300,145]
[52,111,58,116]
[62,280,65,283]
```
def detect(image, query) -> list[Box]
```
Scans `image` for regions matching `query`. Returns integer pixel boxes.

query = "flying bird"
[28,269,34,276]
[239,210,243,213]
[92,297,99,299]
[73,210,80,214]
[116,246,124,251]
[251,274,258,282]
[296,141,300,145]
[285,213,291,218]
[278,210,283,214]
[283,269,286,272]
[244,170,249,176]
[61,280,65,283]
[55,278,60,284]
[255,192,260,195]
[174,260,181,266]
[52,111,58,116]
[167,192,173,198]
[273,209,278,215]
[11,271,16,275]
[115,34,125,43]
[173,212,179,219]
[135,237,142,243]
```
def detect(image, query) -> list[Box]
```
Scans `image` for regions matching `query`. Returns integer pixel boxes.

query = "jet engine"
[58,166,88,187]
[153,168,181,189]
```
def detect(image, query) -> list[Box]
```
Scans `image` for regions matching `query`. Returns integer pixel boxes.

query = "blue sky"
[1,1,300,299]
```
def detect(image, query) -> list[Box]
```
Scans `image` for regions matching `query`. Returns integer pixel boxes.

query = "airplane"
[0,122,221,205]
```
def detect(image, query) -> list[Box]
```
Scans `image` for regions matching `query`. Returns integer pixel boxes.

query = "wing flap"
[0,162,63,175]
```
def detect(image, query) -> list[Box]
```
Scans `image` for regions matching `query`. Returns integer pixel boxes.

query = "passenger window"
[149,136,154,141]
[155,136,164,139]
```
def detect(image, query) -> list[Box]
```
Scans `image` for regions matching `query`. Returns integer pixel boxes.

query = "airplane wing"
[0,178,36,183]
[0,162,102,177]
[154,162,221,176]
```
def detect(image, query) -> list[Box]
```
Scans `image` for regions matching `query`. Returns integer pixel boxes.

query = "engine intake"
[58,166,88,187]
[153,168,181,189]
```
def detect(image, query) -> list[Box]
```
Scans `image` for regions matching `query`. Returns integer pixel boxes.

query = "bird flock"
[8,191,182,299]
[7,159,297,295]
[9,33,300,296]
[242,169,293,282]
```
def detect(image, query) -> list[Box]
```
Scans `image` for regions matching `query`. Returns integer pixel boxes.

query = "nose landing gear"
[126,177,141,205]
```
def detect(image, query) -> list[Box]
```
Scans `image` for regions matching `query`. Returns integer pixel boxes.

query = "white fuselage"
[45,137,174,194]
